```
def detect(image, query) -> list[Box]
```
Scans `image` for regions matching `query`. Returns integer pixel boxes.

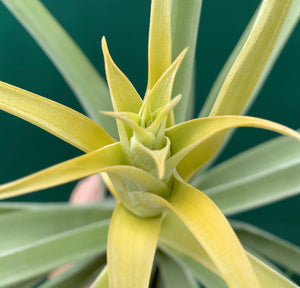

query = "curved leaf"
[136,175,261,288]
[1,0,117,136]
[0,81,115,153]
[0,143,124,199]
[107,203,161,288]
[159,208,299,287]
[166,116,300,180]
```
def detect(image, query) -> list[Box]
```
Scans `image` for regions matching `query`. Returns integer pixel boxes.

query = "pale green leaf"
[147,0,172,90]
[0,81,115,153]
[0,204,112,253]
[159,245,227,288]
[157,250,199,288]
[38,256,105,288]
[0,0,117,137]
[0,220,109,287]
[107,203,161,288]
[231,221,300,275]
[165,115,300,180]
[200,0,300,117]
[209,0,293,117]
[171,0,203,122]
[0,143,125,199]
[193,134,300,215]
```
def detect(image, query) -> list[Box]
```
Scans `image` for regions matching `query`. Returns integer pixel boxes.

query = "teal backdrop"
[0,0,299,274]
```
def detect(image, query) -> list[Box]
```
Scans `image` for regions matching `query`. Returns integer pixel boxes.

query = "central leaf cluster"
[101,37,187,217]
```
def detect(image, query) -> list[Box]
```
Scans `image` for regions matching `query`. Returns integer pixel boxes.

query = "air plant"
[0,0,299,287]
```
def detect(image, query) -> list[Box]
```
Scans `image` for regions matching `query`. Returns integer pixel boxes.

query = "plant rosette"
[0,0,299,287]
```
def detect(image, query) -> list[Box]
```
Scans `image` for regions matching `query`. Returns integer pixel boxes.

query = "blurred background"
[0,0,299,260]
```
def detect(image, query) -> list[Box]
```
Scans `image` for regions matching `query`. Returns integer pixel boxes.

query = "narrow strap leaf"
[0,81,115,153]
[209,0,293,116]
[171,0,203,122]
[200,0,300,117]
[197,0,300,173]
[0,220,109,287]
[107,203,161,288]
[136,175,261,287]
[231,220,300,275]
[193,134,300,215]
[0,205,112,253]
[1,0,117,136]
[157,251,199,288]
[198,4,259,118]
[166,115,300,180]
[147,0,172,91]
[0,143,124,199]
[90,266,109,288]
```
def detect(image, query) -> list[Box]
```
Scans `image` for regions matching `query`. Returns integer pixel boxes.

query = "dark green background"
[0,0,299,260]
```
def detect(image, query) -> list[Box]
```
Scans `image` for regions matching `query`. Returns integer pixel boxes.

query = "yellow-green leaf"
[102,38,142,114]
[0,81,115,153]
[0,143,124,199]
[107,203,161,288]
[135,174,261,288]
[147,0,172,90]
[209,0,293,116]
[166,116,300,180]
[145,49,187,114]
[159,205,298,287]
[102,37,143,148]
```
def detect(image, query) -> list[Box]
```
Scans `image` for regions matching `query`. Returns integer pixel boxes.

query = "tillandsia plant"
[0,0,299,287]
